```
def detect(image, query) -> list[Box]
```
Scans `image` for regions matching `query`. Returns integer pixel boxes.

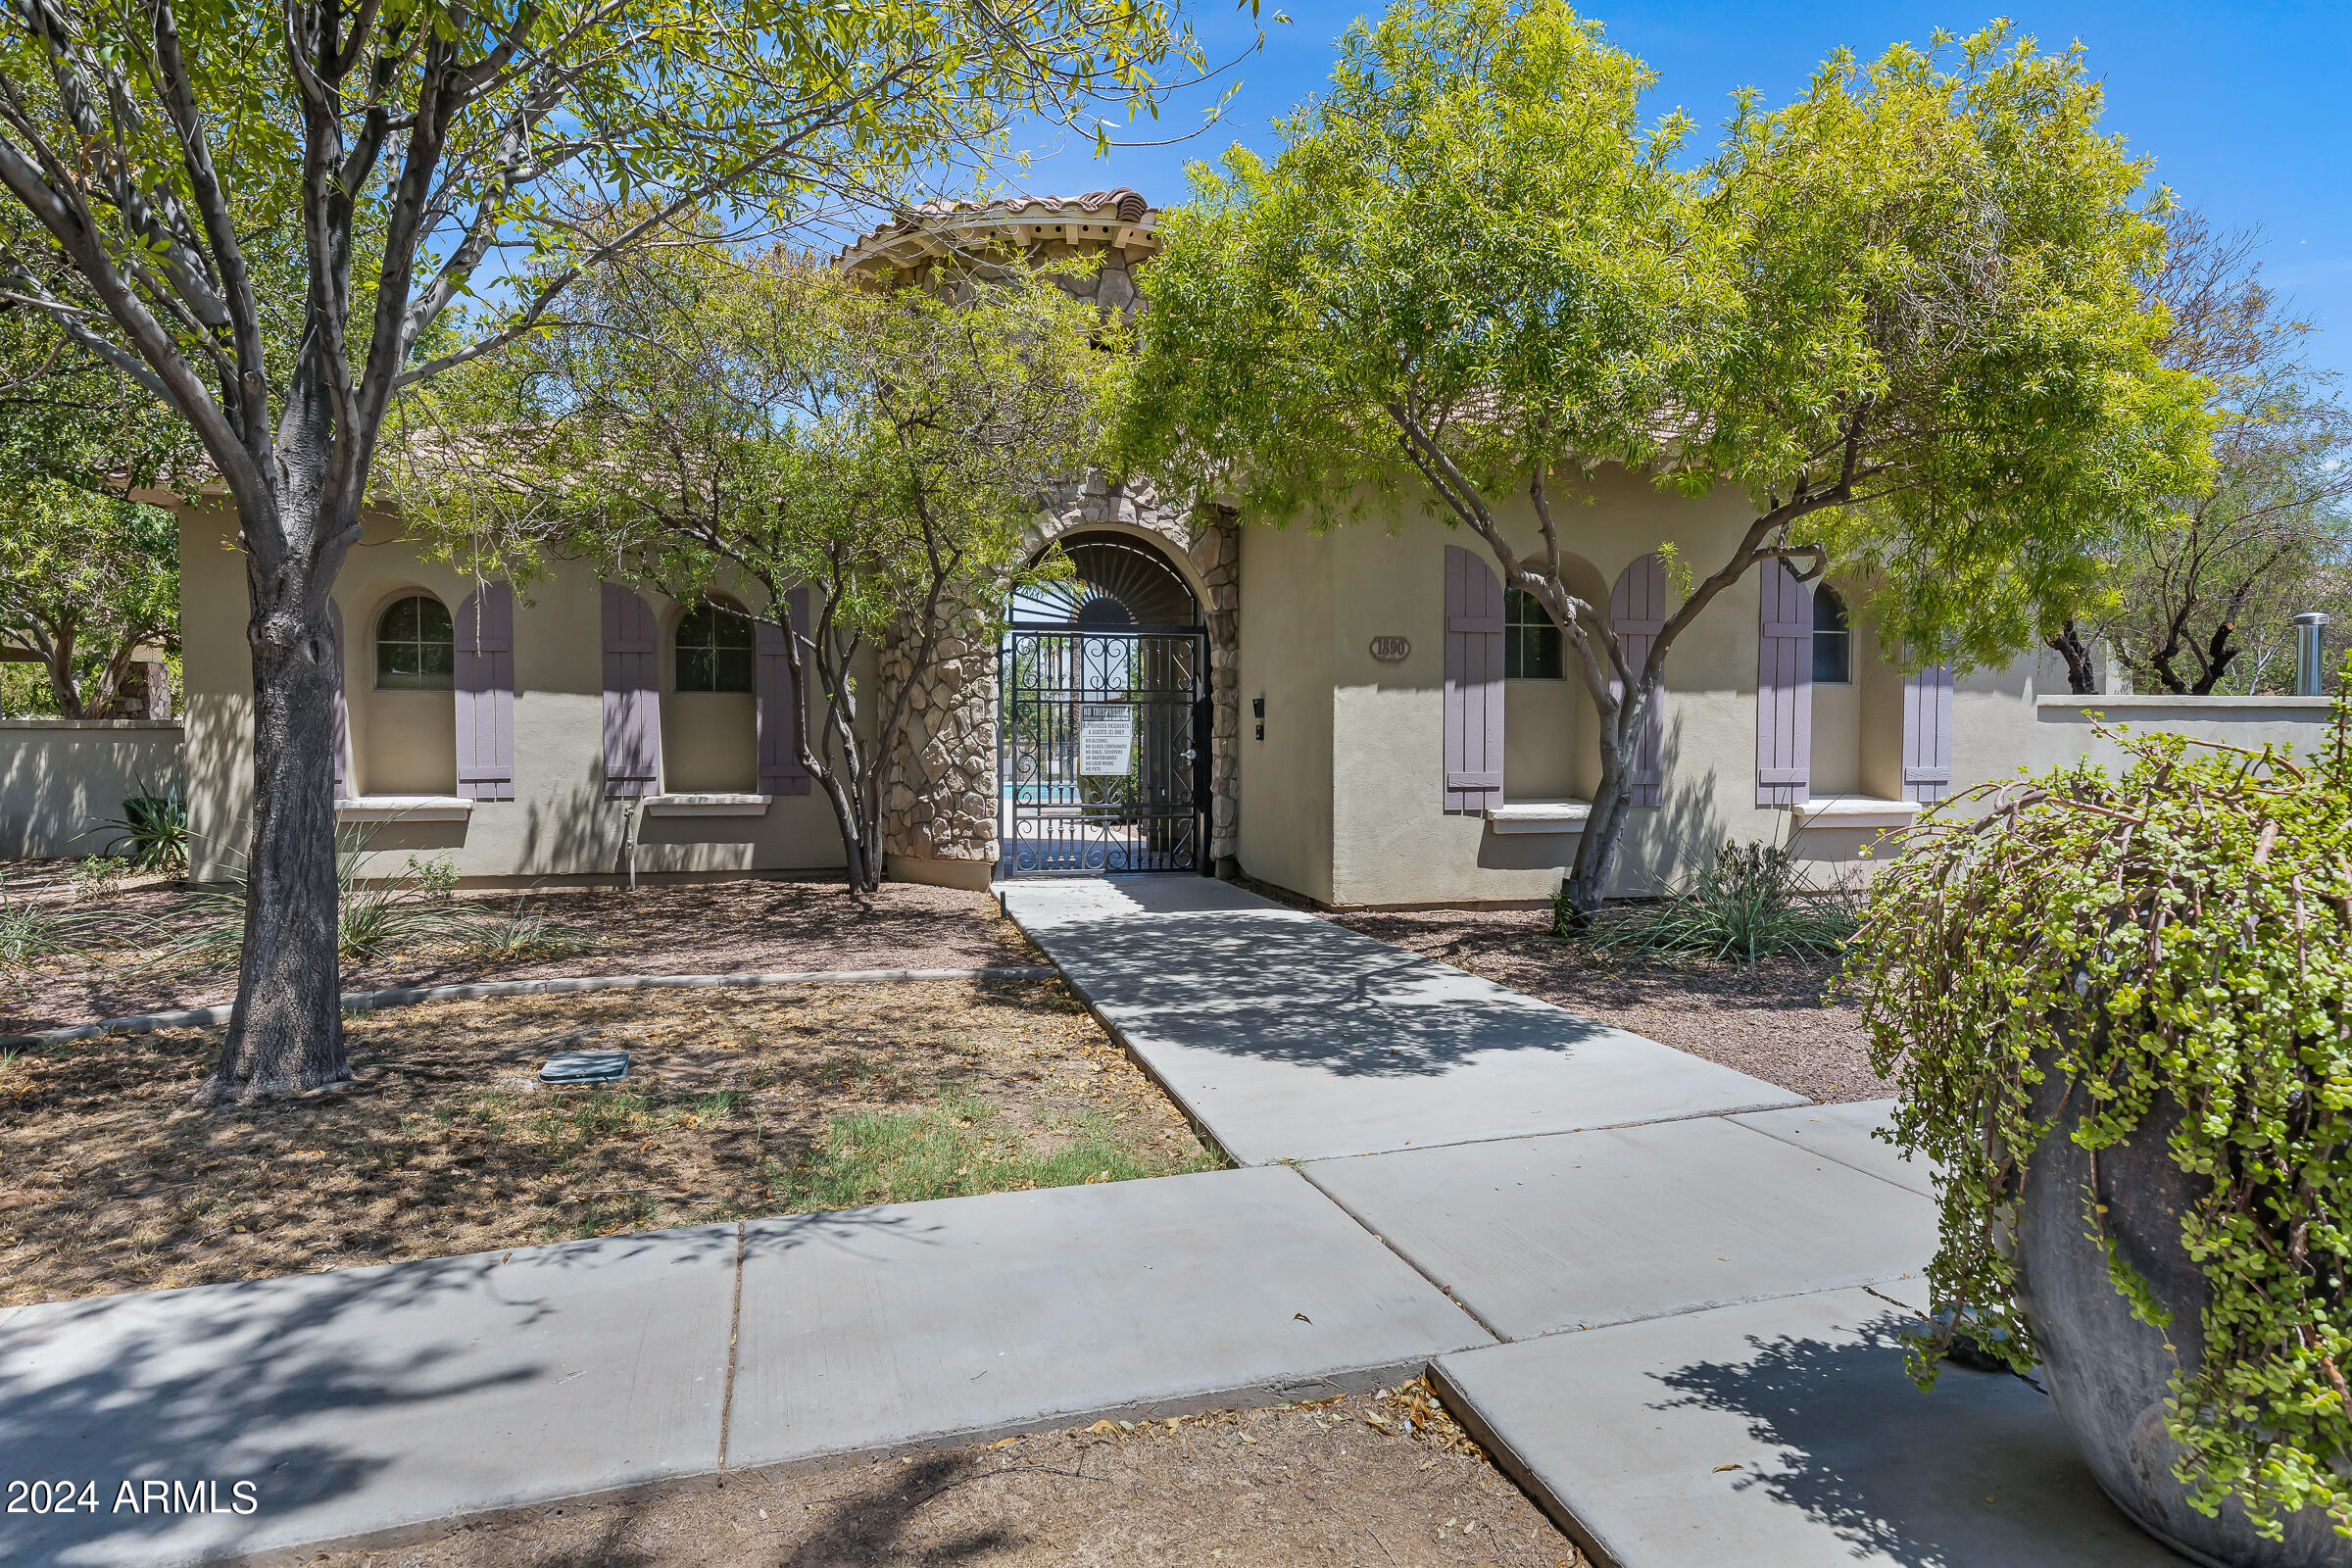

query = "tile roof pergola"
[833,188,1158,278]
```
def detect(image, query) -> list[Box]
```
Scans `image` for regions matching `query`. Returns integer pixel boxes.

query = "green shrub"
[1846,689,2352,1537]
[1572,836,1860,964]
[82,780,188,875]
[0,875,106,968]
[163,836,480,969]
[444,897,591,965]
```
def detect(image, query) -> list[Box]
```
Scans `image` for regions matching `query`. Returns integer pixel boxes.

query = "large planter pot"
[2015,1062,2344,1566]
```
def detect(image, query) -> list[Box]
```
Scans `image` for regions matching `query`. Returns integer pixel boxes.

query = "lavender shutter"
[1902,662,1955,803]
[329,600,351,800]
[756,587,811,796]
[1755,562,1814,807]
[454,582,515,801]
[1443,544,1505,810]
[601,582,662,798]
[1609,553,1669,808]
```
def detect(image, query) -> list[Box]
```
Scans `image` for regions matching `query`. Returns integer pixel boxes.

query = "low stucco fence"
[2028,695,2335,769]
[0,718,184,860]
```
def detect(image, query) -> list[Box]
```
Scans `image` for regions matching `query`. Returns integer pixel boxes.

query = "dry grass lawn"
[0,977,1219,1306]
[0,866,1044,1035]
[311,1380,1584,1568]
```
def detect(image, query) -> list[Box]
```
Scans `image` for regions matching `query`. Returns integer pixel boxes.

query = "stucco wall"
[1235,465,2342,908]
[0,719,183,859]
[179,506,862,884]
[1236,521,1335,904]
[1293,469,1798,907]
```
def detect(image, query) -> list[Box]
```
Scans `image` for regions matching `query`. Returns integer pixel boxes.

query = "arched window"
[1505,588,1562,680]
[676,600,754,693]
[1813,583,1852,685]
[375,594,453,690]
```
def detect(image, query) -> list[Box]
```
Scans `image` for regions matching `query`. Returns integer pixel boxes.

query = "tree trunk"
[43,616,85,718]
[2045,620,2098,696]
[200,532,349,1102]
[1560,675,1650,919]
[2191,620,2236,695]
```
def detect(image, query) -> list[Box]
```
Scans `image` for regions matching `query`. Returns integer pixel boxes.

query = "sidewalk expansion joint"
[719,1220,746,1469]
[1294,1162,1514,1345]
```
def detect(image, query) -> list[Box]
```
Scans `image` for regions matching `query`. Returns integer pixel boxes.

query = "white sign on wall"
[1078,704,1134,776]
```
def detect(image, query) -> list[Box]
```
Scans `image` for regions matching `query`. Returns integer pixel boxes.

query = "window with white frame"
[1812,583,1852,685]
[375,594,454,690]
[1504,587,1563,680]
[675,600,755,693]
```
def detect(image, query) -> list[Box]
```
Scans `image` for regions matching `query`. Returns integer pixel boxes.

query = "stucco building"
[160,190,2334,903]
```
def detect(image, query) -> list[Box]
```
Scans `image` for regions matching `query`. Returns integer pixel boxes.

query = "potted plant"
[1847,687,2352,1564]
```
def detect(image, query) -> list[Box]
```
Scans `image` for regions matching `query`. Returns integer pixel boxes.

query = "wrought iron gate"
[1002,627,1208,874]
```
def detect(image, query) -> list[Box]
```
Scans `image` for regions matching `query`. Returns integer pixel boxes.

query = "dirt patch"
[0,869,1039,1034]
[309,1381,1582,1568]
[1318,904,1883,1105]
[0,979,1219,1306]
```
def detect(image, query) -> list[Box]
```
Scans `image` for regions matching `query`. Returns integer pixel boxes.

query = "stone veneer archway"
[877,471,1240,886]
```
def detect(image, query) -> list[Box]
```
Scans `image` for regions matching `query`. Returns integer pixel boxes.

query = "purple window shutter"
[1755,562,1814,807]
[756,587,811,796]
[601,582,661,798]
[1903,662,1955,803]
[454,582,515,801]
[1609,553,1669,808]
[1443,544,1505,810]
[329,600,351,800]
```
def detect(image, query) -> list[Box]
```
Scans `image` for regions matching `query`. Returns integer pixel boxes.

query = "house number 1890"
[1368,636,1411,663]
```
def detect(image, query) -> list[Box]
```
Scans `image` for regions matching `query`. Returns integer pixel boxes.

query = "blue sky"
[1005,1,2352,377]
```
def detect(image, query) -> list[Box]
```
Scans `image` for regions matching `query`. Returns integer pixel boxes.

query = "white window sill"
[1483,798,1592,835]
[643,793,772,817]
[1789,797,1924,830]
[335,795,474,823]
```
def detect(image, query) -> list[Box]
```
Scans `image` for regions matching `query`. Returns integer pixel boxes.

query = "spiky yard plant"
[1573,835,1861,965]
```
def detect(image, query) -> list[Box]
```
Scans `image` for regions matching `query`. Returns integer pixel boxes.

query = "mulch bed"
[0,978,1216,1307]
[310,1379,1579,1568]
[0,864,1039,1035]
[1320,904,1886,1105]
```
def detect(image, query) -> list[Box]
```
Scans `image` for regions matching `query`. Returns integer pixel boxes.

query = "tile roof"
[833,189,1157,273]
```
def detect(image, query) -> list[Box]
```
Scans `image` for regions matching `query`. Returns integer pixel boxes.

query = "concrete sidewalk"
[0,1168,1486,1566]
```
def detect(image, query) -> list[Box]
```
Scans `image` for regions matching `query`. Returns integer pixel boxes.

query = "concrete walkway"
[1006,877,2188,1567]
[1002,876,1807,1163]
[0,875,2185,1566]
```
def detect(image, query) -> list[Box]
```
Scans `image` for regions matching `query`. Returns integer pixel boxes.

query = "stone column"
[1188,511,1242,868]
[877,589,1002,889]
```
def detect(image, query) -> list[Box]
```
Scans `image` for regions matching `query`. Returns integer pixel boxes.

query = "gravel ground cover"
[308,1379,1582,1568]
[0,978,1217,1306]
[1314,901,1883,1105]
[0,863,1039,1035]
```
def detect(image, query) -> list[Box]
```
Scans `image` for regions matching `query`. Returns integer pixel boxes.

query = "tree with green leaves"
[0,0,1206,1100]
[0,480,178,717]
[1122,0,2210,915]
[2076,211,2352,697]
[391,242,1115,892]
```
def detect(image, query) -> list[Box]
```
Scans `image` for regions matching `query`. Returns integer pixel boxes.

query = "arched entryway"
[1001,531,1209,874]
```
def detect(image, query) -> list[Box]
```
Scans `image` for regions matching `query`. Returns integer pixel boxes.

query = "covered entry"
[1001,532,1208,874]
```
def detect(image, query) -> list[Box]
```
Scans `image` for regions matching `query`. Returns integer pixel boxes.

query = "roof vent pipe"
[2293,612,2329,696]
